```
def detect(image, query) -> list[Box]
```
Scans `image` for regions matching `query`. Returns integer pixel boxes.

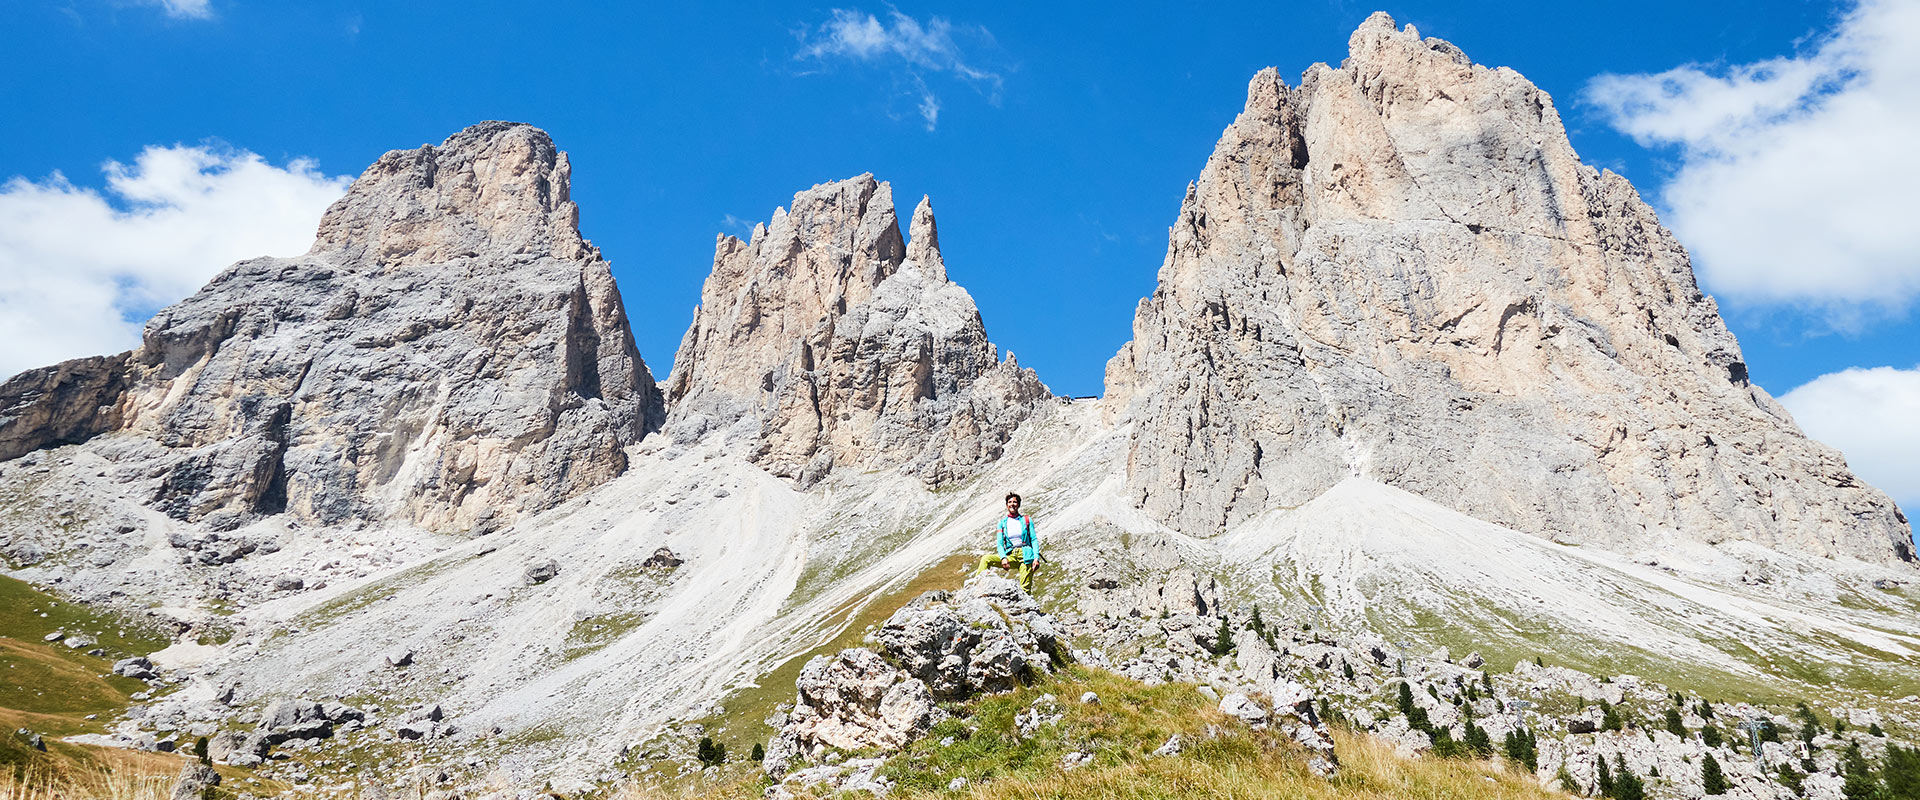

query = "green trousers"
[976,553,1036,591]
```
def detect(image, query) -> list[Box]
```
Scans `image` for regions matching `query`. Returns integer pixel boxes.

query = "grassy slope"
[0,574,282,800]
[622,665,1567,800]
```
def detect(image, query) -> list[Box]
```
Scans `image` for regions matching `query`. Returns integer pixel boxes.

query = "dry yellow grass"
[0,761,173,800]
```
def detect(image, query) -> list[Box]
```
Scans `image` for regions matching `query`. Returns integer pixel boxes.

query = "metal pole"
[1508,700,1533,732]
[1740,716,1766,767]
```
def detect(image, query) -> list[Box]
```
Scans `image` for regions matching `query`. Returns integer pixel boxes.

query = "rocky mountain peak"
[0,122,662,533]
[1106,14,1913,564]
[667,175,1048,486]
[309,121,591,268]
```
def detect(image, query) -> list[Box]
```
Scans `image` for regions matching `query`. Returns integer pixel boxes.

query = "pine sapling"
[1702,752,1729,795]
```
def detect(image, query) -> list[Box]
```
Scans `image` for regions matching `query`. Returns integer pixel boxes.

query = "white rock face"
[0,122,663,532]
[665,175,1050,487]
[1105,13,1913,563]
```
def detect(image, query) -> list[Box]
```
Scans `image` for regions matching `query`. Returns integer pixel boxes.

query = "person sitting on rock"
[975,492,1038,591]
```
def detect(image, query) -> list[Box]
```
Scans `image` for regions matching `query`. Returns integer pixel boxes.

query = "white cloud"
[1584,0,1920,319]
[0,145,349,379]
[144,0,213,19]
[1780,365,1920,510]
[797,9,1001,131]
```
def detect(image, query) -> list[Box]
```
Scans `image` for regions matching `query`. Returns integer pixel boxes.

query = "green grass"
[0,575,172,777]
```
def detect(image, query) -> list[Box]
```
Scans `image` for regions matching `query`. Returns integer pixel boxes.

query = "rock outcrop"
[763,577,1063,778]
[0,122,663,532]
[1104,13,1913,563]
[665,175,1049,487]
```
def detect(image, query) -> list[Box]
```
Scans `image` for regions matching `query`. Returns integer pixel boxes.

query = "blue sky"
[3,0,1916,505]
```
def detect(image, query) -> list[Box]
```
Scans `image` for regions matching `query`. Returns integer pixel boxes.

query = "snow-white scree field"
[8,394,1916,791]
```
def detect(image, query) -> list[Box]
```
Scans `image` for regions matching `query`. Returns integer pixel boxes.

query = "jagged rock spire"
[1106,14,1913,564]
[907,195,945,282]
[0,122,663,532]
[667,175,1049,487]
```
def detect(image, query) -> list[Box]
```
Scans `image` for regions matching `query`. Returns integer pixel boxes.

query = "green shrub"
[750,742,764,763]
[1596,755,1615,797]
[696,736,727,766]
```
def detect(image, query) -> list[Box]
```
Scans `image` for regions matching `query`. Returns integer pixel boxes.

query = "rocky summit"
[0,122,662,534]
[1104,13,1911,563]
[665,175,1050,487]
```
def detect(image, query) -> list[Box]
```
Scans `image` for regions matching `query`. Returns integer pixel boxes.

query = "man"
[975,492,1038,591]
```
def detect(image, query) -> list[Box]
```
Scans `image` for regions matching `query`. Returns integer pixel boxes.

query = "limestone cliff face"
[1106,14,1913,563]
[666,175,1049,486]
[0,122,663,532]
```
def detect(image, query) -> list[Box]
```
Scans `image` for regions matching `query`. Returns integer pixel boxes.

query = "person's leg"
[976,553,998,576]
[1019,558,1035,592]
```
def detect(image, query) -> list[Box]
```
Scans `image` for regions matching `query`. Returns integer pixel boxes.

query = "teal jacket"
[996,515,1038,562]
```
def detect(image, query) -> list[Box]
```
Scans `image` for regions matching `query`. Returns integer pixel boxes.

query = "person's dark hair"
[1005,492,1021,504]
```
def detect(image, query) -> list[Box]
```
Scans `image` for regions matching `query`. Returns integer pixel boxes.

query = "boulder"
[169,762,220,800]
[524,559,559,585]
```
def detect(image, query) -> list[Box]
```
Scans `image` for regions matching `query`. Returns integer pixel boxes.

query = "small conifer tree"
[1503,726,1538,771]
[1841,742,1878,800]
[1464,717,1493,758]
[1701,725,1723,747]
[751,742,764,763]
[1396,682,1432,733]
[1596,755,1615,797]
[1211,615,1235,656]
[1556,766,1581,795]
[1342,660,1355,680]
[1869,722,1885,737]
[1614,762,1646,800]
[1701,752,1729,795]
[1883,744,1920,800]
[1600,701,1624,732]
[1665,708,1687,737]
[1776,763,1806,796]
[194,735,211,765]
